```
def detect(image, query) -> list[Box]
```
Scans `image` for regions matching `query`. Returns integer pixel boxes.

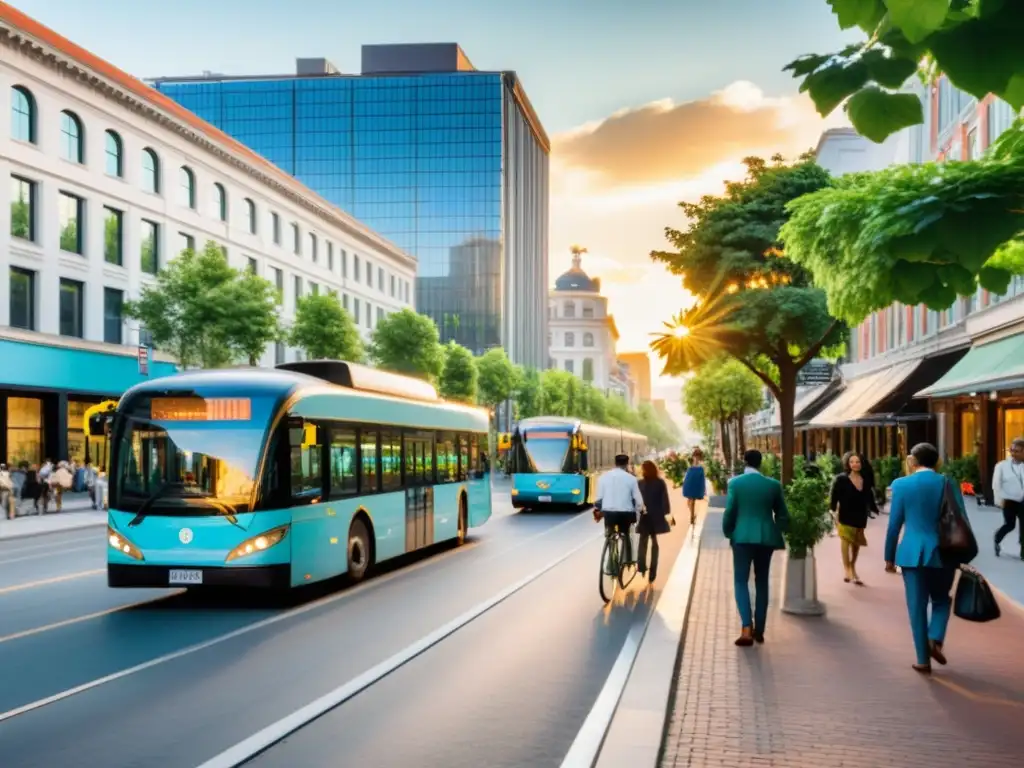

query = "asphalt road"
[0,483,689,768]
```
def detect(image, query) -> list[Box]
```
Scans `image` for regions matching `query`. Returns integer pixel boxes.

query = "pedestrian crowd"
[0,458,102,519]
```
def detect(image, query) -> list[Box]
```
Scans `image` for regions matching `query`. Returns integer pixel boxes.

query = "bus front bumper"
[108,563,291,589]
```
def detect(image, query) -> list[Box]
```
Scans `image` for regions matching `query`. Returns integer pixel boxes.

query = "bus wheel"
[457,495,468,545]
[348,517,372,582]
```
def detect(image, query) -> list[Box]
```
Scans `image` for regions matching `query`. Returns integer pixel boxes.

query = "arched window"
[583,358,594,382]
[582,302,595,318]
[583,332,595,347]
[243,198,256,234]
[141,148,160,193]
[10,86,35,143]
[308,232,318,262]
[565,332,575,347]
[563,301,576,318]
[60,111,84,164]
[213,183,227,221]
[179,166,196,209]
[105,130,123,177]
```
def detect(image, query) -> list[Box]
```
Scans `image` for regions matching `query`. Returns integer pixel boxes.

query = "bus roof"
[516,416,647,443]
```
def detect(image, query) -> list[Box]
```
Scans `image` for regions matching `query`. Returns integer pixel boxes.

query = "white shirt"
[595,467,644,513]
[992,458,1024,506]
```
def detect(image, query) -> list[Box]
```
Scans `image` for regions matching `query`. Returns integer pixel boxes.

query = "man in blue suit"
[885,442,968,674]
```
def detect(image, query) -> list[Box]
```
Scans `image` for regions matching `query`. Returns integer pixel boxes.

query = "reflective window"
[354,255,361,281]
[583,358,594,382]
[272,212,281,244]
[58,192,84,254]
[59,278,84,338]
[360,429,379,493]
[140,219,159,274]
[104,206,123,265]
[105,130,123,177]
[179,166,196,208]
[141,148,160,193]
[177,231,195,256]
[292,223,300,254]
[244,198,257,234]
[9,267,35,330]
[308,232,318,262]
[213,183,227,221]
[7,396,42,465]
[104,287,124,344]
[341,249,348,278]
[457,434,470,481]
[403,431,434,486]
[329,427,358,497]
[436,432,457,482]
[247,257,258,274]
[378,267,384,292]
[380,430,402,491]
[289,422,323,500]
[60,111,84,163]
[10,86,34,143]
[10,175,34,241]
[583,332,594,347]
[326,241,333,270]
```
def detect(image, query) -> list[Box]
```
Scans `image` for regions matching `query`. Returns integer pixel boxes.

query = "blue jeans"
[732,543,774,632]
[901,566,956,665]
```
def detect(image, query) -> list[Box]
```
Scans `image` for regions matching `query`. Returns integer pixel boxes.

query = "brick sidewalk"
[660,513,1024,768]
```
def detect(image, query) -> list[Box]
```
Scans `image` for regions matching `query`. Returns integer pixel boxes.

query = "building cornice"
[0,20,416,271]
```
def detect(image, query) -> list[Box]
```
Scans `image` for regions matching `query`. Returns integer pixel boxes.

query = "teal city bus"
[106,361,492,589]
[508,417,648,509]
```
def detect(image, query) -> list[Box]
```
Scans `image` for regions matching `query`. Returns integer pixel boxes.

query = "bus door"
[404,431,435,551]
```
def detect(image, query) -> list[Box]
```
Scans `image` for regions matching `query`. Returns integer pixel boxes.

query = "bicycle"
[599,516,640,603]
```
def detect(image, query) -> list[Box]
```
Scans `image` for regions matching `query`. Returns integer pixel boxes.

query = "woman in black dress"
[829,451,878,585]
[638,460,673,583]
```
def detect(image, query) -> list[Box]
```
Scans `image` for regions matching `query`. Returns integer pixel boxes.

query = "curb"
[0,516,106,542]
[558,514,704,768]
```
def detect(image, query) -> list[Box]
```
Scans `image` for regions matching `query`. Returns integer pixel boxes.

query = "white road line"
[0,511,589,723]
[560,518,705,768]
[196,532,602,768]
[0,534,100,555]
[0,544,98,566]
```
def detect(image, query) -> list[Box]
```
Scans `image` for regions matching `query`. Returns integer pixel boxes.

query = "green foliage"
[682,357,763,425]
[475,347,516,412]
[512,366,543,419]
[786,0,1024,142]
[782,473,833,559]
[370,308,444,381]
[438,342,479,403]
[815,452,844,481]
[940,453,982,487]
[781,128,1024,326]
[123,241,282,369]
[658,451,690,488]
[289,293,364,363]
[705,457,729,495]
[59,219,78,253]
[10,197,30,239]
[761,452,781,481]
[871,455,905,504]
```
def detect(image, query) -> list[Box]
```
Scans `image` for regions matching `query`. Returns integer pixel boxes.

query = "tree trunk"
[737,414,747,458]
[719,418,732,470]
[778,362,799,485]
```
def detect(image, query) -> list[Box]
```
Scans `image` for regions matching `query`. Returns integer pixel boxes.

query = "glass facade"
[156,71,548,366]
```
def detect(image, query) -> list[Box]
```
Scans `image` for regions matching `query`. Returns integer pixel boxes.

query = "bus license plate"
[538,495,552,502]
[169,569,203,585]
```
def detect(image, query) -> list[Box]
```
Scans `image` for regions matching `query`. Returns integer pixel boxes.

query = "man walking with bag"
[992,437,1024,559]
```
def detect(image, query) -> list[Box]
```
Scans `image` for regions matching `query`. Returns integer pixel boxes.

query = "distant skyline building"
[150,44,549,366]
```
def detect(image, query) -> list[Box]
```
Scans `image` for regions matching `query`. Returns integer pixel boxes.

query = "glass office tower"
[153,45,549,368]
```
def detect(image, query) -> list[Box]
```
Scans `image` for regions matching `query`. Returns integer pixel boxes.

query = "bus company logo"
[178,528,194,545]
[535,481,550,490]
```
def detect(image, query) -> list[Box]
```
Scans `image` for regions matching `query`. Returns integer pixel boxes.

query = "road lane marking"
[0,533,100,555]
[563,516,705,768]
[196,532,603,768]
[0,592,183,645]
[0,544,98,566]
[0,511,590,723]
[0,569,105,595]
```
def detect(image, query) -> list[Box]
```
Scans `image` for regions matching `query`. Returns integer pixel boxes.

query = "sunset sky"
[13,0,860,389]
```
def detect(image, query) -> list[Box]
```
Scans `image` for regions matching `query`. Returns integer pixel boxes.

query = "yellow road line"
[0,569,105,595]
[932,676,1024,708]
[0,592,182,645]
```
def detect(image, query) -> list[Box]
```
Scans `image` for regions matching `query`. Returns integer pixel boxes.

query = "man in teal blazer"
[885,442,969,673]
[723,450,789,646]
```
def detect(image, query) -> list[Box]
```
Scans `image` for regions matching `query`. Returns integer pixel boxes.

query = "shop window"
[7,396,42,466]
[958,406,978,458]
[67,400,95,464]
[1005,409,1024,459]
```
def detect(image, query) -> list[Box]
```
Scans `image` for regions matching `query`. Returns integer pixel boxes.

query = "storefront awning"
[807,360,920,429]
[748,382,837,436]
[916,333,1024,399]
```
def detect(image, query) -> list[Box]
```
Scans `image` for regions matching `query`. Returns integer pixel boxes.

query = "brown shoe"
[929,640,947,666]
[735,627,754,647]
[753,630,764,644]
[912,663,932,675]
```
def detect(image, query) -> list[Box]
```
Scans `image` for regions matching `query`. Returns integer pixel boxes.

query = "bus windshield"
[522,433,571,473]
[110,394,273,516]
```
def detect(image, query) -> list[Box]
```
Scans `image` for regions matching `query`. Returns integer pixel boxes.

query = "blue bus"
[508,417,648,509]
[105,361,492,589]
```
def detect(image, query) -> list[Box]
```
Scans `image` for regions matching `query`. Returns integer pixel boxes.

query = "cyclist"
[593,453,644,562]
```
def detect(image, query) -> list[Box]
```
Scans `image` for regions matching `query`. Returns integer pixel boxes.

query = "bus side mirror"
[88,414,108,437]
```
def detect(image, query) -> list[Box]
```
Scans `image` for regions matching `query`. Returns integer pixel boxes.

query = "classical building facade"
[0,6,414,465]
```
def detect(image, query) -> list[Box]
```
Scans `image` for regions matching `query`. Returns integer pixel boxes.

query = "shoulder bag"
[938,476,978,566]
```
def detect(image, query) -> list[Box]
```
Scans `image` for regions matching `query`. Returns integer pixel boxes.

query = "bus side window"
[360,428,380,494]
[289,419,323,504]
[457,434,469,482]
[328,427,358,499]
[380,430,402,492]
[437,432,456,483]
[469,434,480,478]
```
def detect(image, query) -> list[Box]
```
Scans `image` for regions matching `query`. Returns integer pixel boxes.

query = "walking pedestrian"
[682,448,706,526]
[885,442,967,674]
[829,451,878,585]
[992,437,1024,559]
[722,449,789,646]
[637,460,673,583]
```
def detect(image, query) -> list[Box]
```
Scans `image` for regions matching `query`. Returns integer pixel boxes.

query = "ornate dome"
[554,249,601,292]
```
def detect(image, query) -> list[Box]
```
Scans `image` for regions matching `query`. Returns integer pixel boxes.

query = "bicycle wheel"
[618,532,638,589]
[599,536,619,603]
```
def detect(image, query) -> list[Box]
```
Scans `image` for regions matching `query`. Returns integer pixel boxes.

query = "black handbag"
[953,566,1001,623]
[938,477,978,566]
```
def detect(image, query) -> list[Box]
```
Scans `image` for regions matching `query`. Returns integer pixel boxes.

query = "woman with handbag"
[884,443,973,674]
[637,460,673,584]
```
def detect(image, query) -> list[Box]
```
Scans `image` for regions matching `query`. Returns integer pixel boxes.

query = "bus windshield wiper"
[127,483,173,527]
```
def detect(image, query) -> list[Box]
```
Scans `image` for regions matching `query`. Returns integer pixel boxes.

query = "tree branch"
[736,356,782,401]
[796,319,841,369]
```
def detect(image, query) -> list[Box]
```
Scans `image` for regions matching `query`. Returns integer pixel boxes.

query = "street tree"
[785,1,1024,143]
[650,156,846,482]
[681,358,763,465]
[370,309,444,381]
[289,293,364,362]
[512,366,543,420]
[124,241,283,369]
[438,342,479,403]
[476,347,516,426]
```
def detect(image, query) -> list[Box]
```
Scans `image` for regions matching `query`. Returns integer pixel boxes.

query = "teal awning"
[916,334,1024,398]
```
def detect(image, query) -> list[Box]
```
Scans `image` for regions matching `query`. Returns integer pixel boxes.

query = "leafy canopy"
[124,241,282,368]
[682,358,764,426]
[438,341,479,403]
[370,308,444,381]
[289,292,365,363]
[781,123,1024,325]
[475,347,516,410]
[786,0,1024,142]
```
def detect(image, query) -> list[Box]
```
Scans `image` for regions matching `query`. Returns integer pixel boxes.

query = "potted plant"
[780,472,833,616]
[658,451,689,488]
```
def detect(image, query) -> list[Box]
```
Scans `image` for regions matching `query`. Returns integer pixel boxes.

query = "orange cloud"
[552,81,831,188]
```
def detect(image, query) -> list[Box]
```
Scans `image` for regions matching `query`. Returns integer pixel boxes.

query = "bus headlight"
[108,526,144,561]
[571,489,581,495]
[225,525,289,562]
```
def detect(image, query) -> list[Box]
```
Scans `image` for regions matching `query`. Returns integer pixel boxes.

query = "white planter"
[781,550,825,616]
